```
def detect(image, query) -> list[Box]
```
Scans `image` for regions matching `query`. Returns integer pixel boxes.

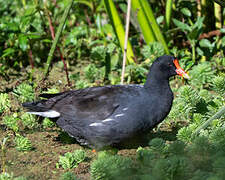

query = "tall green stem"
[214,2,222,29]
[194,106,225,136]
[44,0,74,77]
[191,40,196,63]
[165,0,173,29]
[104,0,134,64]
[131,0,156,43]
[140,0,169,54]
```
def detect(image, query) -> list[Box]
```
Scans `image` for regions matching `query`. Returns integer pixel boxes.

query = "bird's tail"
[22,101,60,118]
[22,100,48,112]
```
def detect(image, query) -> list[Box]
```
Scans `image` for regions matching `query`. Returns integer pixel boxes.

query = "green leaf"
[74,0,94,11]
[2,48,15,57]
[221,36,225,46]
[26,33,42,39]
[196,47,204,56]
[7,22,19,31]
[192,16,204,30]
[199,39,212,48]
[181,8,191,17]
[18,34,28,51]
[104,0,135,64]
[131,0,156,43]
[188,17,204,39]
[165,0,173,29]
[172,18,191,32]
[156,16,164,24]
[139,0,169,54]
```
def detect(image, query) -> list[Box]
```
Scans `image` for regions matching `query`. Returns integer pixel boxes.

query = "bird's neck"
[144,72,171,93]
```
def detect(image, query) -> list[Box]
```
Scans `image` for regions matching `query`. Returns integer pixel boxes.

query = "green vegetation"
[0,172,27,180]
[59,172,79,180]
[20,113,38,129]
[57,149,86,170]
[13,84,34,103]
[90,151,133,180]
[0,94,11,114]
[3,114,19,132]
[0,0,224,179]
[14,135,33,151]
[42,118,55,128]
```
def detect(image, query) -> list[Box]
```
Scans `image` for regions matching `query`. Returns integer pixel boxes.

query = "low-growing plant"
[0,172,14,180]
[14,135,33,151]
[57,149,86,169]
[84,64,104,83]
[173,16,204,63]
[3,113,19,132]
[136,147,156,166]
[168,85,206,121]
[75,80,90,89]
[0,172,27,180]
[42,118,55,128]
[41,88,60,95]
[125,64,148,84]
[189,62,216,88]
[0,137,8,174]
[59,172,78,180]
[141,42,165,62]
[20,113,38,129]
[0,93,11,114]
[13,83,34,103]
[90,45,107,62]
[211,74,225,96]
[90,152,133,180]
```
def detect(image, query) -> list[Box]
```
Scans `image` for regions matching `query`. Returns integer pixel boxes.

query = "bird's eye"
[168,63,172,67]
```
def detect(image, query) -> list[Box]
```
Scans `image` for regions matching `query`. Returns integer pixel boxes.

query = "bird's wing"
[40,85,131,120]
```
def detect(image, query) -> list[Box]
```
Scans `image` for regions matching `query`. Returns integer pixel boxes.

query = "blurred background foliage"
[0,0,224,84]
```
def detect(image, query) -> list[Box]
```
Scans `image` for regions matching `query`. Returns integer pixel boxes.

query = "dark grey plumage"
[23,55,188,149]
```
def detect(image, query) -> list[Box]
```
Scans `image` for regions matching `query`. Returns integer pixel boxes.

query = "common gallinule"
[23,55,189,149]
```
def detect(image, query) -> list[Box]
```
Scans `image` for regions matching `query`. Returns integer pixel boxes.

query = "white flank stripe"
[89,122,103,127]
[102,118,114,122]
[123,108,128,111]
[115,113,124,117]
[28,110,60,118]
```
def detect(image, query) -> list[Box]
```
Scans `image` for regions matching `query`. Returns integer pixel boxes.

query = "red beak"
[173,59,190,79]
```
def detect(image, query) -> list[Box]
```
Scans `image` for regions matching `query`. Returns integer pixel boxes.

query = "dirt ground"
[1,125,180,180]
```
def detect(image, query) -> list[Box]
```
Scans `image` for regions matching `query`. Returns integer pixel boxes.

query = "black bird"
[23,55,189,149]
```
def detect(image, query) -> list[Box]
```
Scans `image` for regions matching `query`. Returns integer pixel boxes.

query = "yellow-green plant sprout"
[21,113,38,129]
[42,118,55,128]
[59,172,78,180]
[212,75,225,96]
[57,149,86,169]
[14,135,33,151]
[3,113,19,132]
[90,153,133,180]
[0,93,11,114]
[13,83,34,103]
[0,172,14,180]
[0,172,27,180]
[41,87,60,94]
[0,137,8,174]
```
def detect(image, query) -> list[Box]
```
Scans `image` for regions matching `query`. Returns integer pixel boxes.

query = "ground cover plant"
[0,0,225,179]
